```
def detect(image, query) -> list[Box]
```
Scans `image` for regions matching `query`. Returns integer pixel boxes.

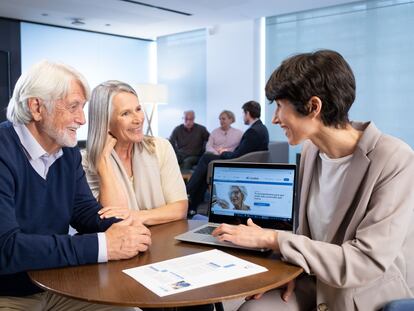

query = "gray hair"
[86,80,155,173]
[220,110,236,123]
[228,185,247,199]
[7,60,90,124]
[183,110,195,117]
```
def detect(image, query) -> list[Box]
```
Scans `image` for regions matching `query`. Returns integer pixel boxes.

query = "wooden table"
[29,220,303,308]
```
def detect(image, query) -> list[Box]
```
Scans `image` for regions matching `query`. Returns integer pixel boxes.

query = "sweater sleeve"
[0,149,114,275]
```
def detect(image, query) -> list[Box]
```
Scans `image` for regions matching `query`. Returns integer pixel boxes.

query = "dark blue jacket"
[0,121,115,296]
[220,119,269,159]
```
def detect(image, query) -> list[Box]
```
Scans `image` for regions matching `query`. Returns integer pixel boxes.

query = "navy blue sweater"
[0,121,115,296]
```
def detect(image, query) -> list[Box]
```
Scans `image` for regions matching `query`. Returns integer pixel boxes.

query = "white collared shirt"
[13,123,63,179]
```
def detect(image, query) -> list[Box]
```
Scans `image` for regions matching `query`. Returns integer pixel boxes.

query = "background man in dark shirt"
[169,110,209,170]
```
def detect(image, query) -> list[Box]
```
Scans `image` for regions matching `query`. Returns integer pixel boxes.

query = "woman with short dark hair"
[213,50,414,311]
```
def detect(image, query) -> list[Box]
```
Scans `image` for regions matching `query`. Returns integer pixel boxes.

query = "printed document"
[123,249,267,297]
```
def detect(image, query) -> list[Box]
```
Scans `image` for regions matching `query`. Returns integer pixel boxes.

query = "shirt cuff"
[97,232,108,263]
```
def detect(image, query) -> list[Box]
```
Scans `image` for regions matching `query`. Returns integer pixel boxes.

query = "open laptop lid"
[208,162,296,231]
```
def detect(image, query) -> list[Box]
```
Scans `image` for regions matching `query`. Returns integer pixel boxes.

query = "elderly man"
[169,110,209,170]
[0,61,151,310]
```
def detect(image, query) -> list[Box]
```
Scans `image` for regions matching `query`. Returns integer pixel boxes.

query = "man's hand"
[105,216,151,260]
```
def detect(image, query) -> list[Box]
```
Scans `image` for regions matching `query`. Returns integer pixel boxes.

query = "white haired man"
[0,60,151,310]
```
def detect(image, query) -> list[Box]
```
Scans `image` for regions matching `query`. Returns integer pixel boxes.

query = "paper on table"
[123,249,268,297]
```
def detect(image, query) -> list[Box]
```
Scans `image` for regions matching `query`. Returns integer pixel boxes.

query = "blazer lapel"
[297,142,318,236]
[323,122,380,242]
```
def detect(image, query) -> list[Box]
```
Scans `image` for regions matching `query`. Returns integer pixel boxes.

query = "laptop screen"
[208,162,296,230]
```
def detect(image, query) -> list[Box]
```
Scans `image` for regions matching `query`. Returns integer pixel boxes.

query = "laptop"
[175,161,297,251]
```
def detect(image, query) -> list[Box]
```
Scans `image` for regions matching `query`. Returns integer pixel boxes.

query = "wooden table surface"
[29,220,303,308]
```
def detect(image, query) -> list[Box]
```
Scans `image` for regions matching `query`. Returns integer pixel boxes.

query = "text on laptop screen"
[210,166,295,222]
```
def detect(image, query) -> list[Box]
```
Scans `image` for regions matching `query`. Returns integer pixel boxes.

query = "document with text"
[123,249,268,297]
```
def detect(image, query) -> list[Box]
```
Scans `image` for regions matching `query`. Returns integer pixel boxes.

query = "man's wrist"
[97,232,108,262]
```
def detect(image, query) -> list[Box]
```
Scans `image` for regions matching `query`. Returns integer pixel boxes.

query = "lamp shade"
[136,83,168,104]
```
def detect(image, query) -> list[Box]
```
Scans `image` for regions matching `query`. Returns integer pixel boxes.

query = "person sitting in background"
[229,185,250,210]
[0,61,149,310]
[205,110,243,155]
[169,110,209,170]
[82,80,188,225]
[187,100,269,216]
[213,50,414,311]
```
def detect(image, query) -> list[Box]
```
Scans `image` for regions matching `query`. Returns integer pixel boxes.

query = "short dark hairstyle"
[242,100,261,119]
[265,50,356,128]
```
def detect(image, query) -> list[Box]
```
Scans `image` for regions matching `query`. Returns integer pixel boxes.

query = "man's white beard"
[42,119,78,148]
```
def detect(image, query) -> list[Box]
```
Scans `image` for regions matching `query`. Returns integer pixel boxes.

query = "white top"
[82,137,187,210]
[307,152,353,241]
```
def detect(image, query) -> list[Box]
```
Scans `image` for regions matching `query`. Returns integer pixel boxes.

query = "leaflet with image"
[123,249,267,297]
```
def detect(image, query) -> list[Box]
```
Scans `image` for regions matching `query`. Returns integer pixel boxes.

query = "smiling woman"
[82,80,188,226]
[213,50,414,311]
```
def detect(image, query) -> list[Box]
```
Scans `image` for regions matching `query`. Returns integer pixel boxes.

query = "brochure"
[123,249,267,297]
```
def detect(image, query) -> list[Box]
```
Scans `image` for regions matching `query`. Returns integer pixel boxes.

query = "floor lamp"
[136,84,168,136]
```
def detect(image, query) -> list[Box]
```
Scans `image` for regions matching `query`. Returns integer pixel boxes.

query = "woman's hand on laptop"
[212,218,279,251]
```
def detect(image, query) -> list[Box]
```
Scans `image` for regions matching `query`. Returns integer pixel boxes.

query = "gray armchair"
[206,140,289,184]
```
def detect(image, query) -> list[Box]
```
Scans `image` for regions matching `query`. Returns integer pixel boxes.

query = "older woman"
[229,185,250,210]
[82,80,187,225]
[213,50,414,311]
[205,110,243,155]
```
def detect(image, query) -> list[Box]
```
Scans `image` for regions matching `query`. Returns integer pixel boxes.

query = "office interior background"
[1,0,413,163]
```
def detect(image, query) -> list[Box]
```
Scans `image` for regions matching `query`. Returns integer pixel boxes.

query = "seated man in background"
[169,110,210,170]
[187,100,269,216]
[0,60,150,311]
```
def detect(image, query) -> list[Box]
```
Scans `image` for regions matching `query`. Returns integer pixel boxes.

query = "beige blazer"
[278,122,414,311]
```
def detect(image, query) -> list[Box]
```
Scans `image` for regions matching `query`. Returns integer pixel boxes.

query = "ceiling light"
[71,18,85,26]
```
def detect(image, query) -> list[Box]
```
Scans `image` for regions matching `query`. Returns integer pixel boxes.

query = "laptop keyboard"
[195,226,217,235]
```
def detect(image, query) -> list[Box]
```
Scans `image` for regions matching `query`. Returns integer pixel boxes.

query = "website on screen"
[211,166,294,221]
